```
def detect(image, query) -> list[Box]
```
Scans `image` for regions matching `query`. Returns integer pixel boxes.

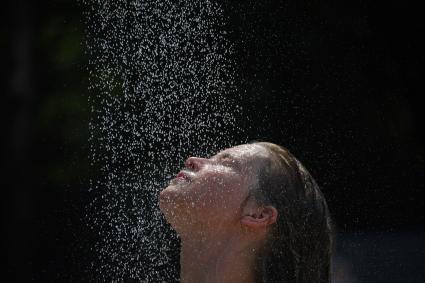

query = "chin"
[159,191,185,233]
[159,186,174,210]
[160,183,182,201]
[159,184,185,214]
[159,184,198,231]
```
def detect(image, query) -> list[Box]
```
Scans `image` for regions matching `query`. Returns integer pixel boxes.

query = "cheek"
[160,168,247,217]
[159,172,250,231]
[192,171,246,212]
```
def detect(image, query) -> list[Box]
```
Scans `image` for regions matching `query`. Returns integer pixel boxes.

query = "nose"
[185,156,208,171]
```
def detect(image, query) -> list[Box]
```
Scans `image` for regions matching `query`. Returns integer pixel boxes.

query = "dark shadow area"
[333,230,425,282]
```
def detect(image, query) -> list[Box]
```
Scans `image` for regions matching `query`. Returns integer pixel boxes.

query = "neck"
[180,231,258,283]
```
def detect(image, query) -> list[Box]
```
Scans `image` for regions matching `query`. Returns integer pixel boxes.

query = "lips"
[176,171,187,179]
[173,170,192,182]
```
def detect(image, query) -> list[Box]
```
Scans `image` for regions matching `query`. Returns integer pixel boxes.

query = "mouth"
[170,170,193,185]
[175,171,187,179]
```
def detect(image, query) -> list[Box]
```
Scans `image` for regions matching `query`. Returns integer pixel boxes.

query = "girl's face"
[159,144,270,236]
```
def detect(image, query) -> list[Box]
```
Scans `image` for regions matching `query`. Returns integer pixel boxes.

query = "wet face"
[159,144,270,236]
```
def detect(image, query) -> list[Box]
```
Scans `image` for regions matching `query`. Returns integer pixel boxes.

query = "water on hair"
[84,0,246,281]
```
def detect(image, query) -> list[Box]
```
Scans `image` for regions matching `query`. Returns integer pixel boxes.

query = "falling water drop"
[83,0,246,281]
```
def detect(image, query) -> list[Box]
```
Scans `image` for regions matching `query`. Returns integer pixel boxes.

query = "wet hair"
[251,142,332,283]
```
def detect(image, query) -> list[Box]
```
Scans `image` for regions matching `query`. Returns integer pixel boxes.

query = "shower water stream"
[85,0,246,281]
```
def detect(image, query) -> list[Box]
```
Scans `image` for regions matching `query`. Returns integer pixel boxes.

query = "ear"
[241,205,278,230]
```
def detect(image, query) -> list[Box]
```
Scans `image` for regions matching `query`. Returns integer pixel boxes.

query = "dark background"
[2,0,424,282]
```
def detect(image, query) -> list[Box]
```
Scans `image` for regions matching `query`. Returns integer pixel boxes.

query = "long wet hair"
[251,142,332,283]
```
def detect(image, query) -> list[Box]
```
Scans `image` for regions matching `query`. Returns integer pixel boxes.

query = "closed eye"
[216,153,240,170]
